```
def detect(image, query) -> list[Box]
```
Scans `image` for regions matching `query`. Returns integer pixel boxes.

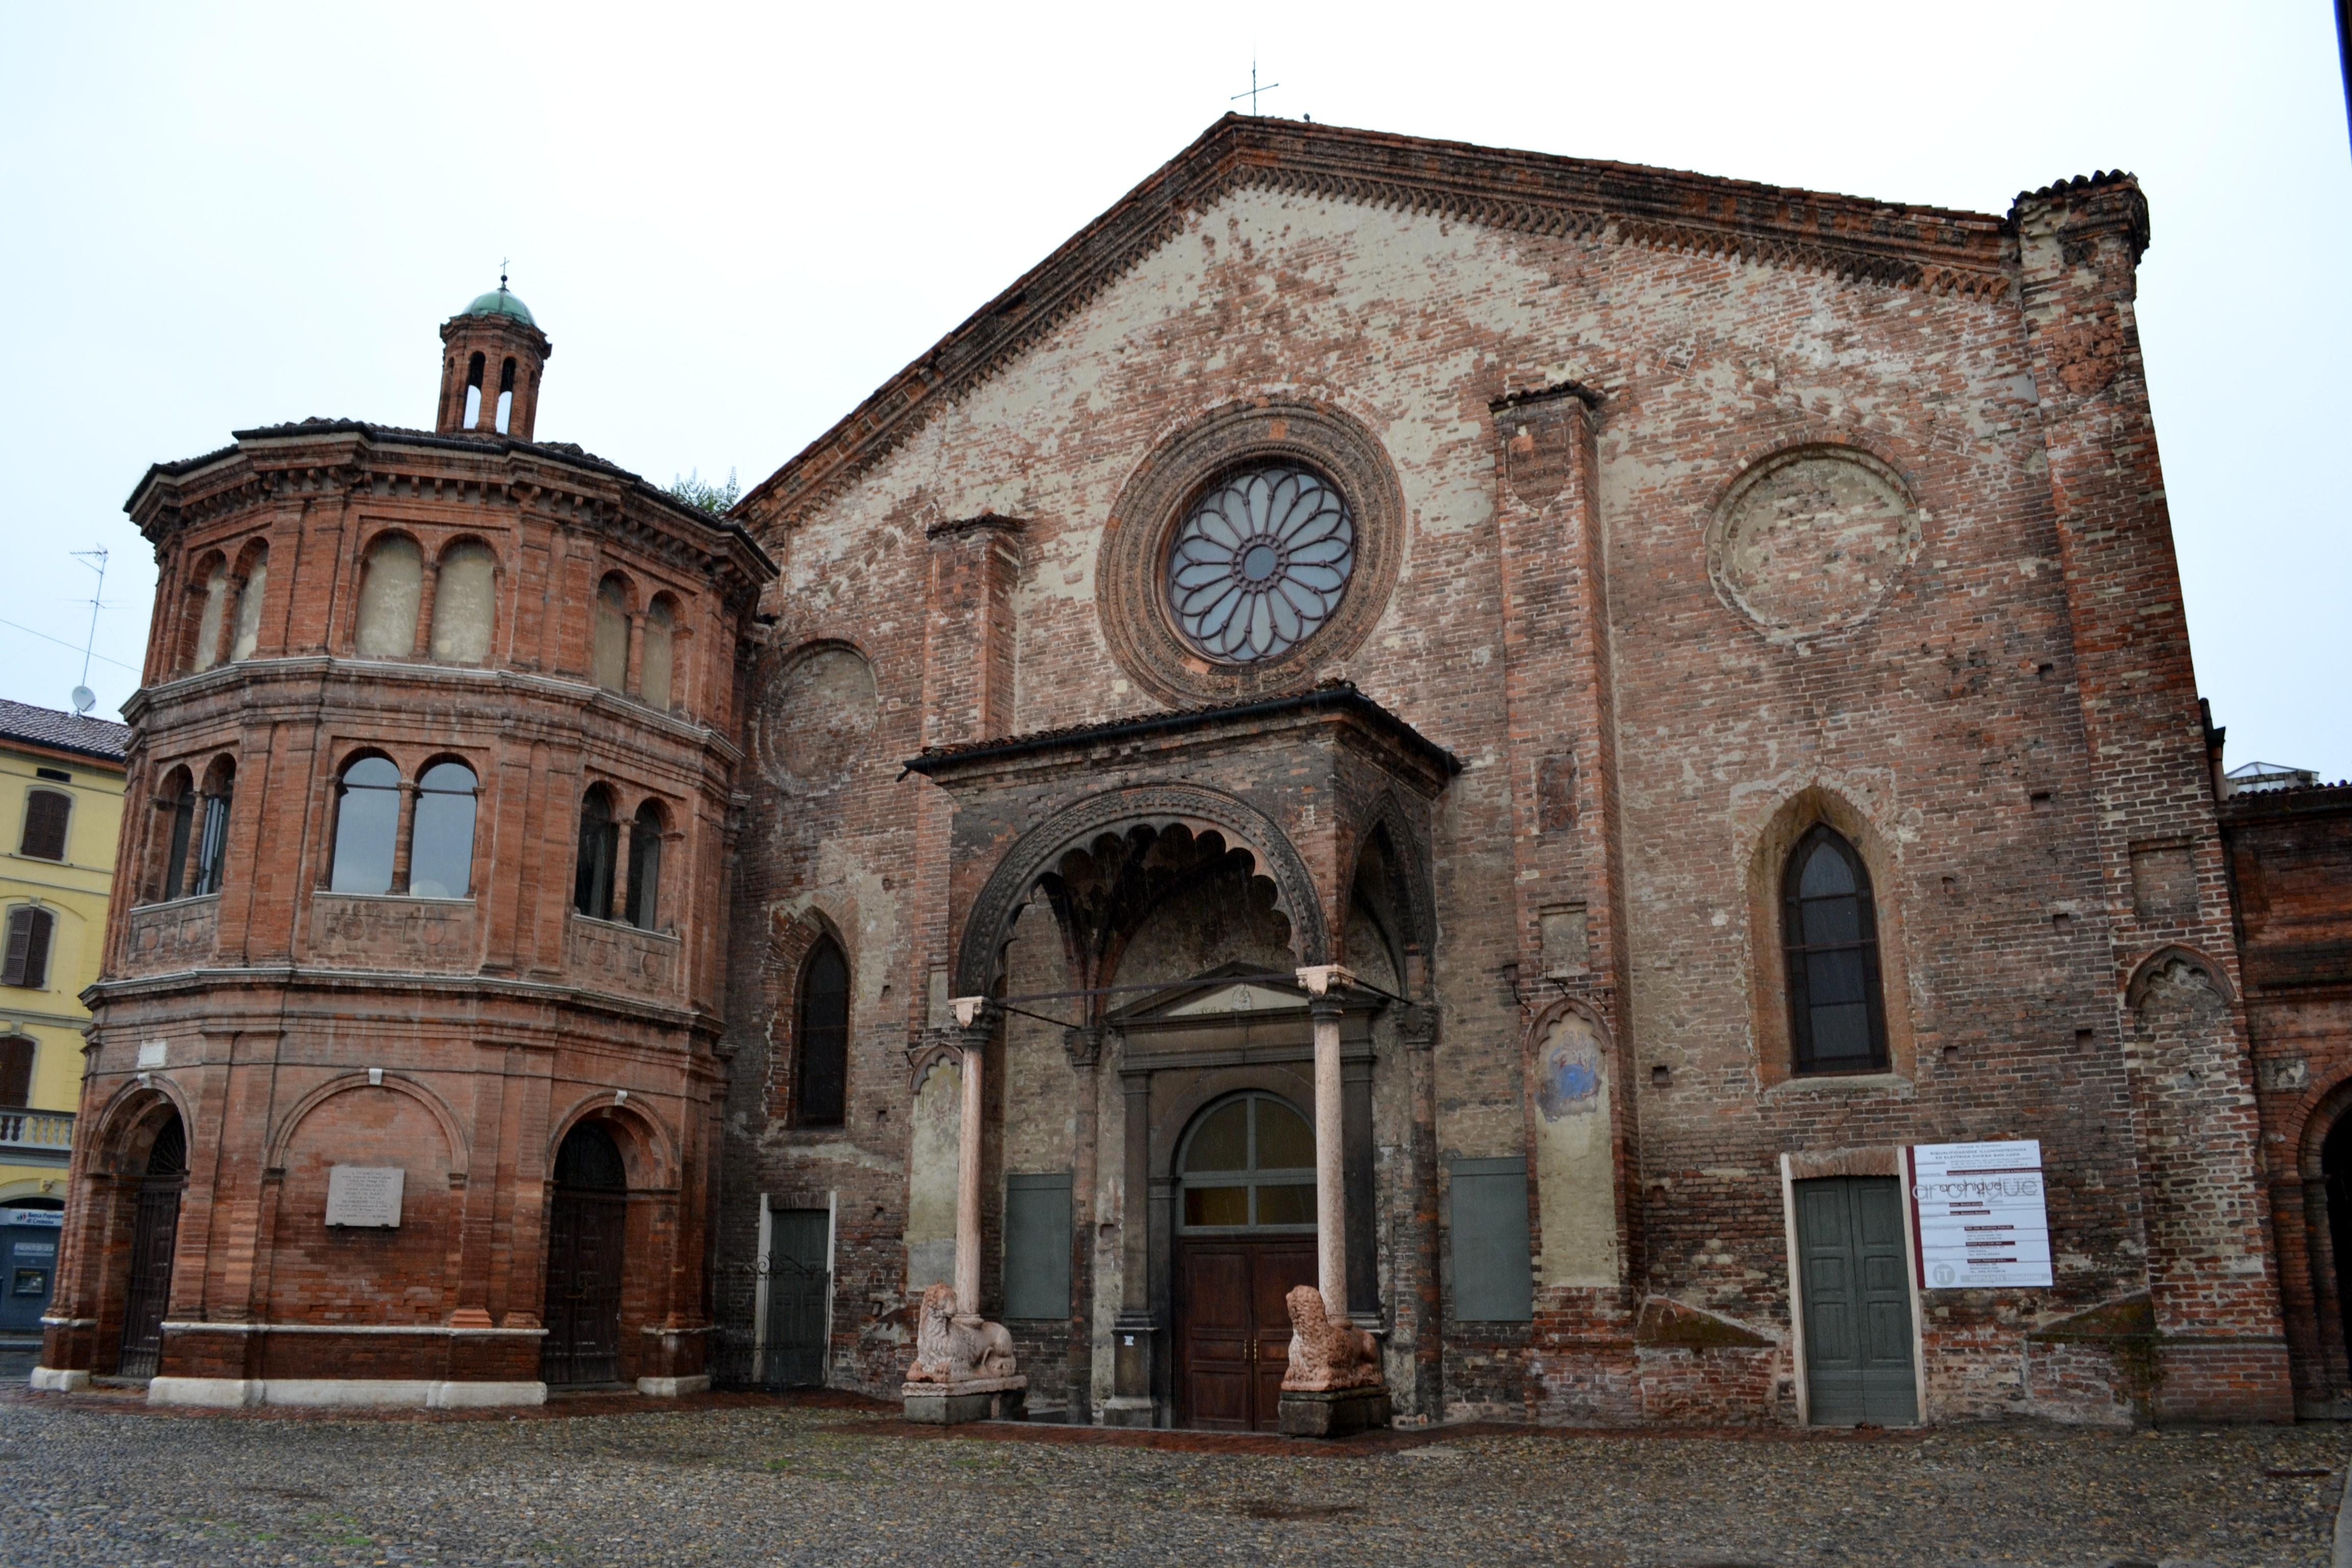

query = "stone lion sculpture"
[1280,1284,1382,1392]
[905,1283,1017,1384]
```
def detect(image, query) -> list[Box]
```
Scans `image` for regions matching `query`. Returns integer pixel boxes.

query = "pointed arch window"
[794,938,849,1127]
[1783,825,1889,1074]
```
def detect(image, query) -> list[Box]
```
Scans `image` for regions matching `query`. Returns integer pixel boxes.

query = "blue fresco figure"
[1536,1021,1603,1121]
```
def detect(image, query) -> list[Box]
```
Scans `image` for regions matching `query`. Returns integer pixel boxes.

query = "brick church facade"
[36,118,2352,1426]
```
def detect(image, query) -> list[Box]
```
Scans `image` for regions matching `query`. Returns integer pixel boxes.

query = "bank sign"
[1908,1140,2053,1289]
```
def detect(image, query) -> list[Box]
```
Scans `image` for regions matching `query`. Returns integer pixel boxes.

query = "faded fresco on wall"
[905,1056,961,1292]
[1533,1008,1618,1287]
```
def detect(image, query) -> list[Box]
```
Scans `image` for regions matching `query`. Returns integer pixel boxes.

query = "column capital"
[1294,964,1357,998]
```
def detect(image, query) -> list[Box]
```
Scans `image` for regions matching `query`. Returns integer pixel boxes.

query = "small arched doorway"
[542,1121,627,1388]
[2322,1115,2352,1372]
[1173,1091,1317,1431]
[117,1110,187,1379]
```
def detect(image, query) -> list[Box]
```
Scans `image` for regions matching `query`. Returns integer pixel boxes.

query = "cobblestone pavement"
[2,1390,2345,1567]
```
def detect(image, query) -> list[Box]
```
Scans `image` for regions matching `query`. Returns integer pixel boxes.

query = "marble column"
[1296,966,1356,1318]
[954,1025,985,1313]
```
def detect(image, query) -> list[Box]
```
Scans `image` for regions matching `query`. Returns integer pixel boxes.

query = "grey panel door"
[1795,1175,1917,1425]
[764,1208,830,1389]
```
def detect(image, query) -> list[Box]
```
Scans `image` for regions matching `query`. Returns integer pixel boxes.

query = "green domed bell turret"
[461,282,535,327]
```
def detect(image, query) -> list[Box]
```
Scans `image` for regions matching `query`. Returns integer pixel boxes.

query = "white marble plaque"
[136,1039,168,1069]
[325,1165,405,1228]
[1910,1140,2051,1289]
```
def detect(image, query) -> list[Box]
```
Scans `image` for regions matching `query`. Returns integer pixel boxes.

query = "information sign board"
[1909,1140,2051,1289]
[325,1165,405,1228]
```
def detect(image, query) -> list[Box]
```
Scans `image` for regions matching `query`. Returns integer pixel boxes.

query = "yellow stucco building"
[0,698,128,1363]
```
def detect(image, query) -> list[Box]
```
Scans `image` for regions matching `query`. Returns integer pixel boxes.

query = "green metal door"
[1795,1175,1917,1425]
[764,1208,830,1388]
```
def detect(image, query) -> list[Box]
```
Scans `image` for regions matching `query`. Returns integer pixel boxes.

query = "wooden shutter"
[2,908,51,990]
[1448,1155,1534,1321]
[18,791,68,862]
[0,1036,32,1108]
[1002,1171,1073,1320]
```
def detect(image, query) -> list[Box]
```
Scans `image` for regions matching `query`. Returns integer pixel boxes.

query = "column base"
[635,1375,710,1398]
[1100,1394,1158,1429]
[146,1377,547,1410]
[902,1376,1026,1425]
[29,1366,90,1393]
[1277,1384,1391,1438]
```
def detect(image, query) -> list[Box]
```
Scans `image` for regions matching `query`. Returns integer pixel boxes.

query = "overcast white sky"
[3,2,2344,777]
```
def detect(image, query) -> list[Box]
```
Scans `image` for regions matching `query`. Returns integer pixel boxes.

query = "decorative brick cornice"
[737,114,2017,534]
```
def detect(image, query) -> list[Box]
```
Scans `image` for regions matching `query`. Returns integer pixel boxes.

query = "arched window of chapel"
[1781,825,1890,1075]
[428,540,499,665]
[794,938,849,1128]
[591,575,632,693]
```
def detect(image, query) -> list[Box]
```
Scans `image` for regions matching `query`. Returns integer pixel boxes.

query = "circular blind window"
[1166,464,1355,664]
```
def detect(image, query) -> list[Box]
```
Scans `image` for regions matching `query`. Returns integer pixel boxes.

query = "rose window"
[1165,464,1356,663]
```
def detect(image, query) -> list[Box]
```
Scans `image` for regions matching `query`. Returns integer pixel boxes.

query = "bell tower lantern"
[436,275,552,440]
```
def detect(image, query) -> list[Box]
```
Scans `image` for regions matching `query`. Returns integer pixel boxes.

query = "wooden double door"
[1176,1238,1315,1431]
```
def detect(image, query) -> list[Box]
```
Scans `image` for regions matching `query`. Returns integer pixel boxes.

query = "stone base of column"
[1277,1384,1391,1438]
[1100,1395,1157,1428]
[902,1375,1027,1425]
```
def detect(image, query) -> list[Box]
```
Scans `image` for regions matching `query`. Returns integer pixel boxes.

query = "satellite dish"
[69,686,95,716]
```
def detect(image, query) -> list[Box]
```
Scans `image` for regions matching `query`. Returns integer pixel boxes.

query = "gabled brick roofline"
[902,680,1463,781]
[740,113,2025,531]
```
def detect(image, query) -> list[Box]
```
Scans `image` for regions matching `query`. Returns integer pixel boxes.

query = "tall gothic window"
[574,787,619,920]
[1782,825,1889,1074]
[794,938,849,1127]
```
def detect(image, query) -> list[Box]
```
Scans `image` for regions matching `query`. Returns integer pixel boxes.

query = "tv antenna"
[69,546,108,715]
[1230,57,1278,116]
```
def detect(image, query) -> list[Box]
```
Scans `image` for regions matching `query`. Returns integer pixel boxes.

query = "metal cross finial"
[499,257,509,291]
[1230,57,1278,115]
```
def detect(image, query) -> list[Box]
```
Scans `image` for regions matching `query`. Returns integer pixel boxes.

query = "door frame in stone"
[1110,975,1383,1428]
[754,1189,836,1387]
[1779,1147,1927,1426]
